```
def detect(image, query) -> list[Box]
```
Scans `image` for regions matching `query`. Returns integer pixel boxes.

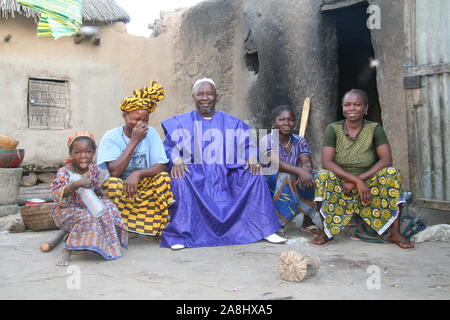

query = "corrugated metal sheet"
[414,0,450,201]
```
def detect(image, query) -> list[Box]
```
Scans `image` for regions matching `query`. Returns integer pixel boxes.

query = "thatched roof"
[0,0,130,23]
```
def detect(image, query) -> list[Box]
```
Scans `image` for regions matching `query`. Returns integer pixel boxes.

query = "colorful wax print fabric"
[315,167,405,238]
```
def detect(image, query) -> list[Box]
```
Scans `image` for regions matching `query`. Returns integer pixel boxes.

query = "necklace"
[281,136,291,149]
[343,120,364,141]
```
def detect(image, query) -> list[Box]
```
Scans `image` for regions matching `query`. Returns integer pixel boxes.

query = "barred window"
[28,78,70,129]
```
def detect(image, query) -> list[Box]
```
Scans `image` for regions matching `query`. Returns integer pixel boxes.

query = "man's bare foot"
[311,231,334,246]
[390,232,415,250]
[56,249,72,267]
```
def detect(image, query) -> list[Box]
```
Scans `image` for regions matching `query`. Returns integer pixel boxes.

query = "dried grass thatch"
[0,0,130,23]
[82,0,129,23]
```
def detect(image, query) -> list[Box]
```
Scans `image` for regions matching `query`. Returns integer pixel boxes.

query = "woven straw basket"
[0,134,19,149]
[20,203,57,231]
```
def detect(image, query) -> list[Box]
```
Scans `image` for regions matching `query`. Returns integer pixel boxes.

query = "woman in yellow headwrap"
[97,81,174,237]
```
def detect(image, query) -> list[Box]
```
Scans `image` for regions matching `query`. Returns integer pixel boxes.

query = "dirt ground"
[1,224,449,301]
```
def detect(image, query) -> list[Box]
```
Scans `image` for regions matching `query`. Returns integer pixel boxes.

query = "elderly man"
[160,78,286,250]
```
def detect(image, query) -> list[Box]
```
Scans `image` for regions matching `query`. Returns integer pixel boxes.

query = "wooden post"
[299,98,311,137]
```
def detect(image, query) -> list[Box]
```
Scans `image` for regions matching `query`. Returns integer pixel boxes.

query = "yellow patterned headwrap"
[120,81,165,113]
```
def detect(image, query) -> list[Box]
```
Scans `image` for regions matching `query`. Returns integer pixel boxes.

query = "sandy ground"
[0,226,449,300]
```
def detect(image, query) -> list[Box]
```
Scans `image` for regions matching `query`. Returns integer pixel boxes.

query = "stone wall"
[171,0,247,119]
[173,0,409,182]
[172,0,339,166]
[1,0,411,188]
[242,0,338,166]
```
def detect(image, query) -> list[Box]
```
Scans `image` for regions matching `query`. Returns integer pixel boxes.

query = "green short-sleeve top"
[323,120,389,176]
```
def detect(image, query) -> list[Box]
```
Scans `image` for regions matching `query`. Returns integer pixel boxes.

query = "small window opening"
[28,78,70,129]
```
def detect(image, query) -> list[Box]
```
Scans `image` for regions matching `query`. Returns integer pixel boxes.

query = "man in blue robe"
[160,78,286,249]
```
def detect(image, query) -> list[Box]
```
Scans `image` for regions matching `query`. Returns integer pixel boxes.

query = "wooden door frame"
[404,0,450,211]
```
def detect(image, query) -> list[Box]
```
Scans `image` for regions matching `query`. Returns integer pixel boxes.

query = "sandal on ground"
[352,220,389,243]
[390,239,415,250]
[311,232,335,247]
[351,230,389,244]
[300,225,321,236]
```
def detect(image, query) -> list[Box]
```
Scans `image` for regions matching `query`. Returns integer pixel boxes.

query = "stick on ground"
[40,230,67,252]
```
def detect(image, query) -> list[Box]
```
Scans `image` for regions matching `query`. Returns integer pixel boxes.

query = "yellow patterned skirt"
[103,172,175,236]
[314,167,405,238]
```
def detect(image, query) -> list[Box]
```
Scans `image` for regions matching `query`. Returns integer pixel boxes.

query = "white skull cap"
[193,78,216,90]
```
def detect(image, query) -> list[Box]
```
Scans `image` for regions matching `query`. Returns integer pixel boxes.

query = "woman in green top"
[312,89,414,249]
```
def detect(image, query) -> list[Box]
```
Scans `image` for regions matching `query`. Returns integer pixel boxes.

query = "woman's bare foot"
[390,232,415,250]
[56,249,72,267]
[389,210,415,250]
[311,230,334,246]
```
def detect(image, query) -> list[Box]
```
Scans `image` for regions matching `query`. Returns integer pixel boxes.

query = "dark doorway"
[335,3,382,124]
